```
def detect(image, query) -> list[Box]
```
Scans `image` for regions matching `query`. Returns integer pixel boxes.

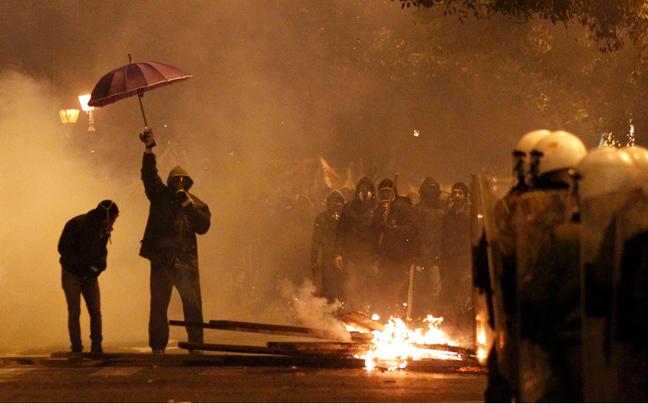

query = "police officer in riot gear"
[477,129,551,402]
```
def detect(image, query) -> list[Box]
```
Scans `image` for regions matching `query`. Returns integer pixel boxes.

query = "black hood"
[419,177,440,195]
[355,176,375,197]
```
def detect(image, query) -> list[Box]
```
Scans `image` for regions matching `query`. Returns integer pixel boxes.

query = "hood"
[94,199,119,219]
[418,177,440,194]
[327,190,345,203]
[167,166,193,190]
[355,176,375,196]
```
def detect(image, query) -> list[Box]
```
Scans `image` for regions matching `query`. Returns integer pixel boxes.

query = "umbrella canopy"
[88,56,192,127]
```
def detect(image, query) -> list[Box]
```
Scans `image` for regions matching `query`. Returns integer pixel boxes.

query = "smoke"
[0,70,150,351]
[0,0,614,353]
[278,279,351,342]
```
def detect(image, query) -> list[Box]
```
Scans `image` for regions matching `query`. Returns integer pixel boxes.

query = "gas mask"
[325,196,342,220]
[357,184,373,202]
[377,187,395,205]
[169,175,192,192]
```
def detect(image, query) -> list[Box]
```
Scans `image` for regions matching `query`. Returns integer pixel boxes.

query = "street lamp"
[59,109,79,136]
[78,94,96,132]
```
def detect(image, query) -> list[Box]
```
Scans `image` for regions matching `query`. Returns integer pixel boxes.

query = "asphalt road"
[0,353,487,403]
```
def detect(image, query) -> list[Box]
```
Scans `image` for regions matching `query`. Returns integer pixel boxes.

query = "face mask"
[357,183,373,202]
[378,188,394,204]
[358,190,372,201]
[170,176,190,191]
[420,187,440,202]
[327,198,344,212]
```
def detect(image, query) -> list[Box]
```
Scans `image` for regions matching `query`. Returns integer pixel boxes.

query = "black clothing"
[334,177,378,261]
[148,261,203,351]
[375,197,420,262]
[311,207,343,302]
[58,207,112,352]
[58,209,111,278]
[140,152,211,351]
[374,195,420,317]
[140,154,211,265]
[411,193,447,319]
[334,177,378,312]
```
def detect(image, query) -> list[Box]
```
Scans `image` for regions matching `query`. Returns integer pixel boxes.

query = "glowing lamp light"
[78,94,94,112]
[59,109,80,124]
[78,94,96,131]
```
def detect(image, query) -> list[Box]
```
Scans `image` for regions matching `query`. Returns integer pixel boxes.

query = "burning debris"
[171,311,479,372]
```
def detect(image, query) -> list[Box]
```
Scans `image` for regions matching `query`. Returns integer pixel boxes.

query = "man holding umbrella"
[139,128,211,354]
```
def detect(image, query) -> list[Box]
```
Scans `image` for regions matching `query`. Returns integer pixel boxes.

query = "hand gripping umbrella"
[88,54,192,128]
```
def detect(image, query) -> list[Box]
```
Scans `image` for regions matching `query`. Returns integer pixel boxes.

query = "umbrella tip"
[128,53,132,63]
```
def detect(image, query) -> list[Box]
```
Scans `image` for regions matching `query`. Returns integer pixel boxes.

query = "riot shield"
[581,187,648,402]
[613,187,648,402]
[514,189,572,402]
[470,173,502,365]
[473,172,513,373]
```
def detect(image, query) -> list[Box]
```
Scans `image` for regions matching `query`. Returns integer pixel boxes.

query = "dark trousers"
[148,261,204,351]
[61,269,102,352]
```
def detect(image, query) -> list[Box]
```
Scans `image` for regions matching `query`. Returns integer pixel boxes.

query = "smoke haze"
[0,0,612,351]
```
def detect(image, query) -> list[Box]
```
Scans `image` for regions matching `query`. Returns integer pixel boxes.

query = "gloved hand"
[139,128,156,148]
[176,189,194,207]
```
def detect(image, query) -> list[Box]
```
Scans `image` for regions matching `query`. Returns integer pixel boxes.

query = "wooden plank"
[266,341,371,357]
[170,319,373,342]
[336,311,386,333]
[411,343,475,358]
[180,341,362,358]
[178,342,287,355]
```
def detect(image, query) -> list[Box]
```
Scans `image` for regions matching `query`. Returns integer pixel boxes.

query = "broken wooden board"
[335,311,386,333]
[170,319,373,343]
[266,341,371,357]
[180,341,361,358]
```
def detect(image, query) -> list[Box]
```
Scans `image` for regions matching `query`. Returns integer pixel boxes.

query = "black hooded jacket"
[139,152,211,268]
[58,209,110,278]
[374,179,420,261]
[334,177,378,260]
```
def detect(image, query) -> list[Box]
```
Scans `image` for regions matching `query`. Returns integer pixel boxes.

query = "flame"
[475,325,488,363]
[349,315,463,371]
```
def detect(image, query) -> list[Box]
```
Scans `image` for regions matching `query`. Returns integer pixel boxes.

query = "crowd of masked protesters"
[237,174,474,340]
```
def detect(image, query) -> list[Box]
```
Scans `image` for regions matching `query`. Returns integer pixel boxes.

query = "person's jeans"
[148,261,203,351]
[61,269,102,352]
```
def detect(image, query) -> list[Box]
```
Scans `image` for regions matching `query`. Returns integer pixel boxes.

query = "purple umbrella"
[88,54,192,128]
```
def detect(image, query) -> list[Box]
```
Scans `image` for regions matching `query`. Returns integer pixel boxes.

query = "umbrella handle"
[129,55,148,128]
[136,89,148,128]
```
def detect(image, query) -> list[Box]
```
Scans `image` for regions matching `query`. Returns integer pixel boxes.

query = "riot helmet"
[513,130,551,184]
[529,130,587,182]
[624,145,648,172]
[575,147,640,201]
